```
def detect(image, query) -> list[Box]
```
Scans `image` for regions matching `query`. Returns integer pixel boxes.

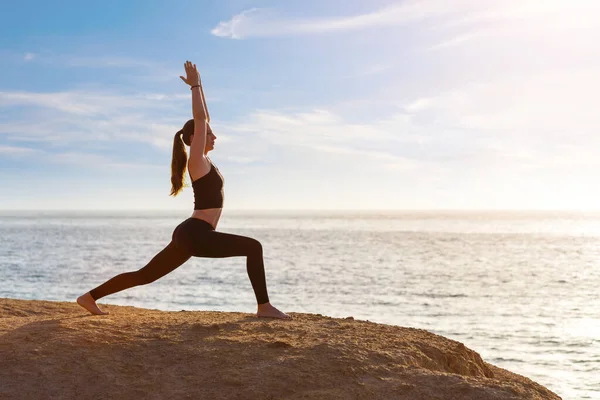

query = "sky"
[1,0,599,211]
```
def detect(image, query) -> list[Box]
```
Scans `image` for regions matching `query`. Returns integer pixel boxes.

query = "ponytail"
[170,130,187,196]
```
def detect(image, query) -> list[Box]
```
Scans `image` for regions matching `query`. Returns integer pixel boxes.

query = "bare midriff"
[191,208,222,229]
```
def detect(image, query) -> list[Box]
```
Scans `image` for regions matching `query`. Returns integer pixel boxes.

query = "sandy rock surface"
[0,298,560,399]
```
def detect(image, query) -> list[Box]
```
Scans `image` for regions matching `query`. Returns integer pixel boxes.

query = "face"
[190,126,217,153]
[206,127,216,152]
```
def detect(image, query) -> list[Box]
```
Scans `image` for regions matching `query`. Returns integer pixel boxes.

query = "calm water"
[1,210,599,398]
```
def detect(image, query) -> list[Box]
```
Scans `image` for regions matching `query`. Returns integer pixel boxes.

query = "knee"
[248,238,263,256]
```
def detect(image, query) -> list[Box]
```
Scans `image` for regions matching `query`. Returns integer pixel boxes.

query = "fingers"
[182,60,199,78]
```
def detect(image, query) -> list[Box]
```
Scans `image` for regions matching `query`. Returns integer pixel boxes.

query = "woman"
[77,61,290,319]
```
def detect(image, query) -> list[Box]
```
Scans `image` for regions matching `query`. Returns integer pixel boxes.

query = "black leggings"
[89,218,270,304]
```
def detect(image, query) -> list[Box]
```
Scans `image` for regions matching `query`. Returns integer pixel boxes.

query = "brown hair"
[170,119,194,197]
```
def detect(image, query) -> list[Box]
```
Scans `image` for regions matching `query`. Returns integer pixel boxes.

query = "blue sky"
[1,0,599,210]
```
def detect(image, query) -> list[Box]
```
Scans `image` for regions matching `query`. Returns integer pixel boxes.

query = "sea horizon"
[3,208,600,215]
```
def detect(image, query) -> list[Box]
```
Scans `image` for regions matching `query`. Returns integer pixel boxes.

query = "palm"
[180,61,200,86]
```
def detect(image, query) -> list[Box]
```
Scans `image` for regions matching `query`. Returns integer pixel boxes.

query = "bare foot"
[77,292,109,315]
[257,302,291,319]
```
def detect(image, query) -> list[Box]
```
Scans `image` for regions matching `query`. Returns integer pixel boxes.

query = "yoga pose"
[77,61,290,319]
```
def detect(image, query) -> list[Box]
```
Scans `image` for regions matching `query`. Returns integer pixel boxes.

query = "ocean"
[1,210,598,399]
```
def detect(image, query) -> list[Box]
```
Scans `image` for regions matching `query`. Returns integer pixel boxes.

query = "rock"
[0,298,560,400]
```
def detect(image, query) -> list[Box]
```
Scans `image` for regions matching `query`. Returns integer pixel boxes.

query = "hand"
[179,60,200,87]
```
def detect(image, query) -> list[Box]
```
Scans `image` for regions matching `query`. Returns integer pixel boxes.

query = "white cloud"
[26,53,162,70]
[404,98,434,113]
[0,141,163,170]
[427,30,495,50]
[49,152,163,170]
[220,108,431,172]
[12,52,183,83]
[210,1,462,39]
[0,145,38,155]
[341,64,394,80]
[64,56,158,69]
[62,55,184,82]
[426,1,600,50]
[211,1,600,45]
[312,144,418,170]
[227,108,404,143]
[0,91,188,115]
[224,155,257,164]
[414,69,600,136]
[0,90,190,148]
[398,67,600,174]
[217,52,600,181]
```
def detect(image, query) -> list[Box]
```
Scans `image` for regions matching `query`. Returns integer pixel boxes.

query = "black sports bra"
[191,163,224,210]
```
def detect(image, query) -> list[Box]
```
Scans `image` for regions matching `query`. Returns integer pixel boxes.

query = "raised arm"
[199,78,210,124]
[180,61,209,164]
